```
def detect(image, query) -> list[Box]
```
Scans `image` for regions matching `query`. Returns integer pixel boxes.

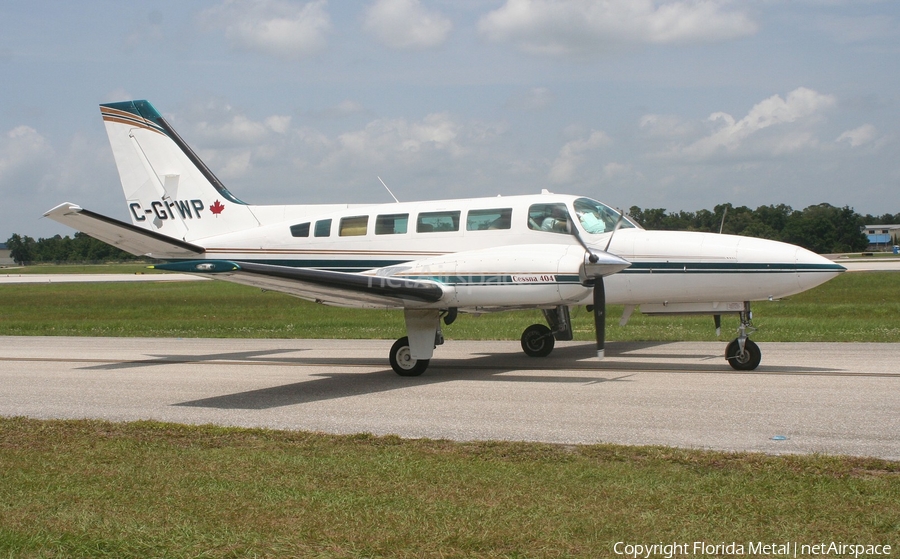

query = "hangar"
[863,224,900,251]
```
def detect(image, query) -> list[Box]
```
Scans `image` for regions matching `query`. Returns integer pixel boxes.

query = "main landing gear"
[388,308,454,377]
[521,324,554,357]
[389,336,430,377]
[520,306,573,358]
[725,303,761,371]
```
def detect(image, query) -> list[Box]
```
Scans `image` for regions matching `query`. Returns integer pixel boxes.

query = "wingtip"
[43,202,83,218]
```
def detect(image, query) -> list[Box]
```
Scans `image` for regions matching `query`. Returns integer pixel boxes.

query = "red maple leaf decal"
[209,200,225,216]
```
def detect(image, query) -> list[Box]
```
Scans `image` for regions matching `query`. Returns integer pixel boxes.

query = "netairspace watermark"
[613,541,892,558]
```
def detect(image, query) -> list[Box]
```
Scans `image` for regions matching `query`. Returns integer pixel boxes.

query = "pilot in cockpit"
[575,207,607,234]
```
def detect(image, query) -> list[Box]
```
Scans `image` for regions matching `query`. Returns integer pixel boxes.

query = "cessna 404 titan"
[45,100,845,376]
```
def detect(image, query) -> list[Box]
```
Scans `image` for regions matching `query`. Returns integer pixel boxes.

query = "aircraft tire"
[521,324,555,357]
[725,338,761,371]
[389,336,429,376]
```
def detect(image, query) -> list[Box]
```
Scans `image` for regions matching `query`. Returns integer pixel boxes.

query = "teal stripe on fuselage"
[622,262,846,274]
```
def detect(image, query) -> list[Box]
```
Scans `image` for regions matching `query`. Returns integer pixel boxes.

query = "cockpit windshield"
[572,198,636,234]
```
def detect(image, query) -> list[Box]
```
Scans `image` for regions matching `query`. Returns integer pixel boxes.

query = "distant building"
[863,224,900,251]
[0,243,14,266]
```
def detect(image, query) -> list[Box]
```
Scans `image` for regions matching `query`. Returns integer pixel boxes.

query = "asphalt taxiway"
[1,336,897,460]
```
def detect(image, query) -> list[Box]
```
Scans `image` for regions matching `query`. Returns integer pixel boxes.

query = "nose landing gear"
[725,303,761,371]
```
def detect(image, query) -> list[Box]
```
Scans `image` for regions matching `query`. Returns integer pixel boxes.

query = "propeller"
[582,249,628,359]
[593,274,607,359]
[570,209,630,359]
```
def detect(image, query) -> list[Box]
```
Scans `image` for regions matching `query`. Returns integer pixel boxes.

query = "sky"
[2,0,899,240]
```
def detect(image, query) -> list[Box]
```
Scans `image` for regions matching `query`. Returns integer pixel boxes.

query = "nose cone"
[794,245,846,292]
[734,235,845,297]
[583,249,631,278]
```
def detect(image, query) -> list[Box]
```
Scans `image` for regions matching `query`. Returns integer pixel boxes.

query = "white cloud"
[198,114,270,144]
[603,161,631,179]
[215,150,254,178]
[264,115,292,134]
[1,126,124,235]
[675,87,837,158]
[324,113,465,169]
[836,124,877,147]
[639,114,697,138]
[548,130,611,183]
[167,102,294,181]
[363,0,452,49]
[0,126,52,184]
[201,0,331,59]
[183,102,291,148]
[477,0,757,55]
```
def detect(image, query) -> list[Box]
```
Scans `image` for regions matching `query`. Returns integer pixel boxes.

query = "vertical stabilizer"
[100,100,259,241]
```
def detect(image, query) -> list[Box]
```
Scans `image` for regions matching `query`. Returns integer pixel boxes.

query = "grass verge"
[1,271,898,342]
[1,418,898,558]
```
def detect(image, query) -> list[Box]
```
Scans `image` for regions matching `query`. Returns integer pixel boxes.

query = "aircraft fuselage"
[172,192,842,312]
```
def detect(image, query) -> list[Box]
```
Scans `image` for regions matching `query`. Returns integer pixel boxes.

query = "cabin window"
[466,208,512,231]
[417,211,460,233]
[527,203,571,234]
[314,219,332,237]
[339,215,368,236]
[290,223,310,237]
[375,213,408,235]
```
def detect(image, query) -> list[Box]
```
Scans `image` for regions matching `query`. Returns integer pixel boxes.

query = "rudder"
[100,100,259,241]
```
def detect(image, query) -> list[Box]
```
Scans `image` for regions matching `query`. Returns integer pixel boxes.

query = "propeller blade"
[593,277,606,359]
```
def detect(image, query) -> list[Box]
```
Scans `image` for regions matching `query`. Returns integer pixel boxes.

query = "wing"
[152,260,446,309]
[44,203,204,259]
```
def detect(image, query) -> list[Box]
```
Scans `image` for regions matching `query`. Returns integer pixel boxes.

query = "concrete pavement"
[1,336,897,460]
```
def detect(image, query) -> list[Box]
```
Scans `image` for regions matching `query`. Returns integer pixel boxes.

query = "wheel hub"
[396,348,416,370]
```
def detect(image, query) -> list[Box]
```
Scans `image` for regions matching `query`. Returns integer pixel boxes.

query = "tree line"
[5,232,142,265]
[3,202,892,265]
[627,203,874,254]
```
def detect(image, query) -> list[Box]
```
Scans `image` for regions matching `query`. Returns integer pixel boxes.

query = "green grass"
[2,268,899,556]
[2,262,159,274]
[1,270,898,342]
[1,418,898,558]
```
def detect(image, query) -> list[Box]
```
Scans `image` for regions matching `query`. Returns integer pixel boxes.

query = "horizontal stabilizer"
[153,260,445,308]
[44,203,204,259]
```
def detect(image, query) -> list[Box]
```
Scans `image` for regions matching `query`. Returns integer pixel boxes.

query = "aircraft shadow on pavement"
[77,348,308,371]
[167,342,846,411]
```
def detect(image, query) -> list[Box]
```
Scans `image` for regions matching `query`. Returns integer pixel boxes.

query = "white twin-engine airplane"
[45,100,845,376]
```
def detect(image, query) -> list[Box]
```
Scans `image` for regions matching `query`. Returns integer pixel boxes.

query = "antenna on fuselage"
[378,177,400,203]
[719,206,728,234]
